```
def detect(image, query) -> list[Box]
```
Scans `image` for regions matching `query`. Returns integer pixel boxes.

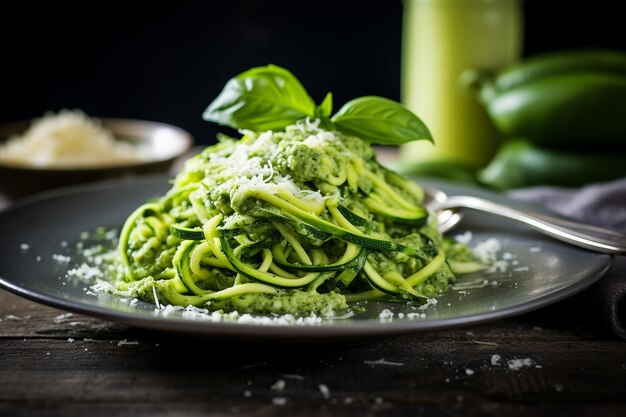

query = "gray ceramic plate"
[0,175,612,342]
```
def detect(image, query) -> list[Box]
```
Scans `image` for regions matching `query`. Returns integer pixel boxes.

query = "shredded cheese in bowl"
[0,109,149,168]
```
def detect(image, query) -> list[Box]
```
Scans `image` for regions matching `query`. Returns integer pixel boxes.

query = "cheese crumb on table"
[318,384,330,399]
[270,380,286,391]
[364,358,405,367]
[271,397,287,406]
[508,358,534,370]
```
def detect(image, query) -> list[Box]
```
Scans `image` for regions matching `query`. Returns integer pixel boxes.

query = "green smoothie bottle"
[400,0,523,171]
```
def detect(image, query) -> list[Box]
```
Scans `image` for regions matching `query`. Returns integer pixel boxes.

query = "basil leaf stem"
[316,92,333,118]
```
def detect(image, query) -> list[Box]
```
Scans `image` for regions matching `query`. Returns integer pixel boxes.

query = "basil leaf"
[203,64,316,131]
[331,96,433,145]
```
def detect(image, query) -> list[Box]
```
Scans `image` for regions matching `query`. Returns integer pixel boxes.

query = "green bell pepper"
[479,139,626,190]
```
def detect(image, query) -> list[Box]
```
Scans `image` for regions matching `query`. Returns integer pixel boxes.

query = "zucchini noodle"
[113,119,480,315]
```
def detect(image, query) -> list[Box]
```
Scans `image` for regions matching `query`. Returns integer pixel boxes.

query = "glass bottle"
[400,0,523,170]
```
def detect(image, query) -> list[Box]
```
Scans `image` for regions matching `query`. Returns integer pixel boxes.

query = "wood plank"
[0,289,127,338]
[1,402,626,417]
[2,287,626,416]
[2,320,625,401]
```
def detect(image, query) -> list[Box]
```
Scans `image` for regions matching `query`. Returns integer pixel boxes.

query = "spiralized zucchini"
[114,119,478,315]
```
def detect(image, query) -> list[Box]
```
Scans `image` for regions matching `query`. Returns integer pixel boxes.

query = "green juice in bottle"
[400,0,523,170]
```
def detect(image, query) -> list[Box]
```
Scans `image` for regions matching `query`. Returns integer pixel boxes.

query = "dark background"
[1,0,624,145]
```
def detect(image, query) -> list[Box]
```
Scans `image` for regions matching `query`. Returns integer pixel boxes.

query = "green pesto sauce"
[207,290,348,315]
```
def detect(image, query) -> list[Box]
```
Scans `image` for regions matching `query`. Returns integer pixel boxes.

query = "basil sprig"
[203,65,432,145]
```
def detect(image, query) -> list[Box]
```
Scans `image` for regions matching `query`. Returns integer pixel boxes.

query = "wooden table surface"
[1,287,625,417]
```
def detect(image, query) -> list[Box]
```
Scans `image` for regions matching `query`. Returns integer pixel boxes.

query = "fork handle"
[437,195,626,255]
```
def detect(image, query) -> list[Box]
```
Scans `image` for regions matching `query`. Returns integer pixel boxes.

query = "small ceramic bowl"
[0,118,194,200]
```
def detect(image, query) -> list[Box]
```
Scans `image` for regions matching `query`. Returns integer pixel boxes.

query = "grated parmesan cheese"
[0,109,150,168]
[378,309,394,321]
[53,313,74,323]
[472,238,502,264]
[318,384,330,399]
[282,374,305,381]
[454,231,473,244]
[270,380,286,391]
[149,303,325,326]
[52,254,71,263]
[67,263,104,281]
[418,297,438,310]
[272,397,287,406]
[364,358,404,367]
[507,358,534,370]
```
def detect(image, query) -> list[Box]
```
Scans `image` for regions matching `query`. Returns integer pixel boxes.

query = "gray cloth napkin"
[509,177,626,339]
